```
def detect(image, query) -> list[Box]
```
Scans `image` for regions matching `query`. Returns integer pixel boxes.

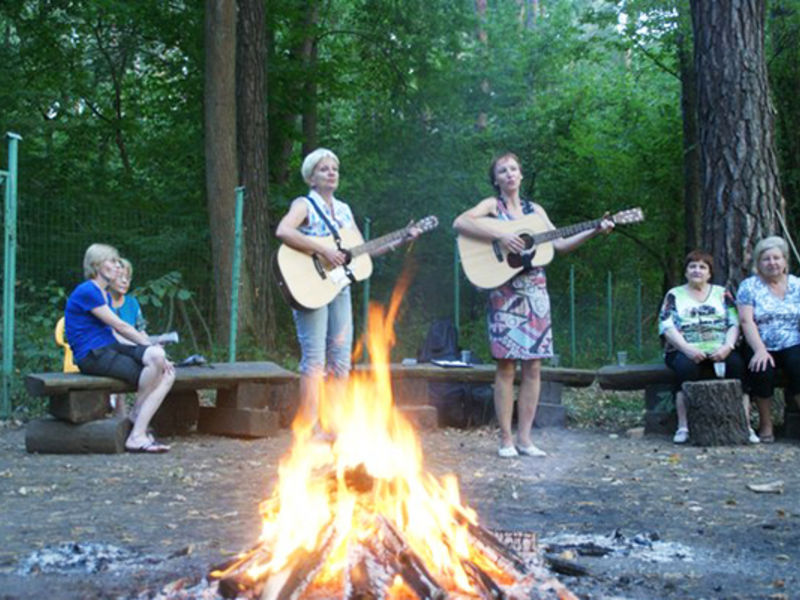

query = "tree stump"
[682,380,748,446]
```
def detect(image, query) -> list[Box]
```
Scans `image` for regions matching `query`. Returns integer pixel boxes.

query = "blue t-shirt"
[113,295,145,330]
[736,274,800,351]
[65,280,117,362]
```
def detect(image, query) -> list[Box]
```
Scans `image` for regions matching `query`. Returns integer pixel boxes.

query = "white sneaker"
[673,428,689,444]
[748,428,760,444]
[498,445,519,458]
[517,443,547,457]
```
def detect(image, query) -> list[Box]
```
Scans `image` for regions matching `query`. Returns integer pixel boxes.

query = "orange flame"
[239,267,510,595]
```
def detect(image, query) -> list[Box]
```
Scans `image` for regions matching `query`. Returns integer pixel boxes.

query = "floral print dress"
[487,199,554,360]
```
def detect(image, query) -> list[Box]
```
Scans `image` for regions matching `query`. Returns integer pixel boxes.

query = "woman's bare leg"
[494,359,516,448]
[516,359,541,447]
[126,346,175,449]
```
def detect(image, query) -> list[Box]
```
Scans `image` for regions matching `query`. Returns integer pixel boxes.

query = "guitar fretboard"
[531,218,603,244]
[351,228,410,258]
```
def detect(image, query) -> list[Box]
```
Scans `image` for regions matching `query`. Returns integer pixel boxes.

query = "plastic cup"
[714,362,726,378]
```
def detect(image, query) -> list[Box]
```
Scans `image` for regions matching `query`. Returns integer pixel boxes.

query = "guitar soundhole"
[506,234,535,269]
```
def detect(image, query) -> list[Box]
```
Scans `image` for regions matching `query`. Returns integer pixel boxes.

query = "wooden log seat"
[682,380,749,446]
[24,362,299,450]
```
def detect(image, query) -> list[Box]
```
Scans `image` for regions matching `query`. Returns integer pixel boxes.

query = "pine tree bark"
[237,0,276,348]
[676,23,701,254]
[691,0,784,288]
[204,0,238,342]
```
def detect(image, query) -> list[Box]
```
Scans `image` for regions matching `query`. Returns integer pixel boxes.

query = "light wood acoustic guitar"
[457,207,644,289]
[273,215,439,310]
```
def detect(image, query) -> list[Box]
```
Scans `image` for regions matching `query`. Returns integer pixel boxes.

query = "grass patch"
[562,384,645,431]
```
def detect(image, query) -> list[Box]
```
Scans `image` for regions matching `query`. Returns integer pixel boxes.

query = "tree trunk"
[691,0,784,288]
[475,0,489,130]
[237,0,277,348]
[300,2,319,157]
[676,25,701,255]
[204,0,238,342]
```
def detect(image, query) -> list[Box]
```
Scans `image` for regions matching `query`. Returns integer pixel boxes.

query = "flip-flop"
[759,434,775,444]
[125,440,170,454]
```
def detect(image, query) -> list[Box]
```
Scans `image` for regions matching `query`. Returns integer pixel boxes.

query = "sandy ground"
[0,422,798,599]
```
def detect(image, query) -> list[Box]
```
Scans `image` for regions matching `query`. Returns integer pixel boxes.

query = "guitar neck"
[533,218,602,244]
[350,228,409,257]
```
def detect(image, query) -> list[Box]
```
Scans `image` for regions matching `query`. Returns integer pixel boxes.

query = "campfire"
[207,277,574,599]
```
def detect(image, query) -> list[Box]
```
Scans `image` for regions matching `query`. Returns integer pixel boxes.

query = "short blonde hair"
[753,236,790,274]
[83,243,120,279]
[118,257,133,279]
[301,148,339,185]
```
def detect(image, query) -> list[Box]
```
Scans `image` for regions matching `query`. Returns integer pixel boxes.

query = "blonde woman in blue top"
[659,250,756,444]
[65,244,175,453]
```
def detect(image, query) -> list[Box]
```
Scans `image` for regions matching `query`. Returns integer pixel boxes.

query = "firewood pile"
[201,465,575,600]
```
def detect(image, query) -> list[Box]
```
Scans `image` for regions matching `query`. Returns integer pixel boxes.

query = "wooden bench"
[367,364,596,429]
[24,361,299,453]
[597,363,800,440]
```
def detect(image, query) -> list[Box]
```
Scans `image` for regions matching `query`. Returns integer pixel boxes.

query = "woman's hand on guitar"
[322,246,348,267]
[596,212,615,235]
[499,232,526,254]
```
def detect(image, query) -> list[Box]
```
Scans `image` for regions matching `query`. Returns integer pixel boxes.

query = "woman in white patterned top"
[737,236,800,442]
[659,250,755,444]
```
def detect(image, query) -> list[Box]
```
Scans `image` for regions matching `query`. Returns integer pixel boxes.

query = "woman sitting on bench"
[737,236,800,443]
[659,249,757,444]
[65,243,175,453]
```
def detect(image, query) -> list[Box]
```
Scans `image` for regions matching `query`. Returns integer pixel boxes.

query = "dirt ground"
[0,421,798,600]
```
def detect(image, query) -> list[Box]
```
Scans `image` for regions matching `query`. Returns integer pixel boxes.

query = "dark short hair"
[488,152,522,191]
[684,249,714,278]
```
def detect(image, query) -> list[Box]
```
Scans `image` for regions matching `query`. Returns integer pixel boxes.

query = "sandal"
[498,445,519,458]
[125,440,170,454]
[759,433,775,444]
[673,428,689,444]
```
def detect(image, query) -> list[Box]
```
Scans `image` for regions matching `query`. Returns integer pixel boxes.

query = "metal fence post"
[569,264,576,364]
[228,186,244,362]
[636,278,642,352]
[454,237,460,337]
[607,270,613,359]
[2,132,21,417]
[362,216,371,362]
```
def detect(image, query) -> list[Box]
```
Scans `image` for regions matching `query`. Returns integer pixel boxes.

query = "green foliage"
[2,0,800,375]
[6,280,67,415]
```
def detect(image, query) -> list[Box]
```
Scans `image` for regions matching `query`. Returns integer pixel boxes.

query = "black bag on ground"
[430,381,494,428]
[418,318,459,363]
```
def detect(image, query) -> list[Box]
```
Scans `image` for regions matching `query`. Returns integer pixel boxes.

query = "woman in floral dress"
[453,152,614,458]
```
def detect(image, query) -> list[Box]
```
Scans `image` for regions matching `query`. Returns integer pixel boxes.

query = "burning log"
[208,542,273,599]
[377,516,446,600]
[260,522,337,600]
[461,558,507,600]
[453,511,529,576]
[345,543,392,600]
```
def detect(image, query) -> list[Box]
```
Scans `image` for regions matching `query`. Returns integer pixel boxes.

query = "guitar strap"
[305,195,356,283]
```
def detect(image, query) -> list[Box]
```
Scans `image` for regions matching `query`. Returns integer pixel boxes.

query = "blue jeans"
[292,287,353,378]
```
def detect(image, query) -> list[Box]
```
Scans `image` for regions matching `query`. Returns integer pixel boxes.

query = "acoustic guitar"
[273,216,439,310]
[456,207,644,289]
